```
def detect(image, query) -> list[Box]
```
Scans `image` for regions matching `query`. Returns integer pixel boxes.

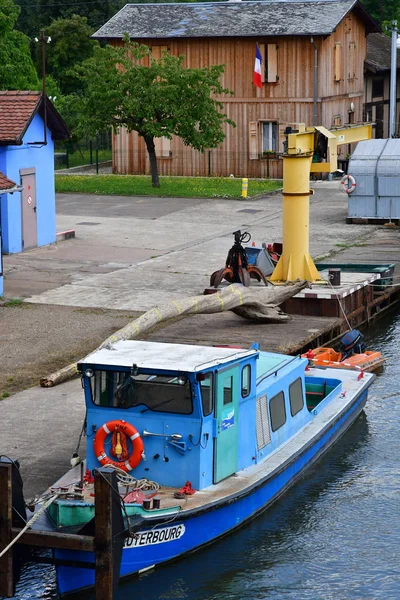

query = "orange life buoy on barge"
[94,419,144,472]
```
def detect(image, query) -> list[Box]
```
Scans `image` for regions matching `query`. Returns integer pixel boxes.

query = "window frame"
[269,391,287,432]
[262,121,278,153]
[241,364,251,398]
[289,377,304,417]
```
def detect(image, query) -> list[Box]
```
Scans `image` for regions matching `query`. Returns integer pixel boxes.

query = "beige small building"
[94,0,378,178]
[364,32,400,139]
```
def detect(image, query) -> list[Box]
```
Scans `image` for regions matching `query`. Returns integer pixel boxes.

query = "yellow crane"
[270,123,372,283]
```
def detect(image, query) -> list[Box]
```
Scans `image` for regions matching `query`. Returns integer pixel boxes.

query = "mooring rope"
[0,493,59,559]
[102,464,159,490]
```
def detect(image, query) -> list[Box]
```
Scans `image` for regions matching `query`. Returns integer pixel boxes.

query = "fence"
[54,133,112,172]
[108,148,285,180]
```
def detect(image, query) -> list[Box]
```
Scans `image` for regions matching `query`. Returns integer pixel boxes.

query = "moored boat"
[302,329,385,373]
[42,339,374,597]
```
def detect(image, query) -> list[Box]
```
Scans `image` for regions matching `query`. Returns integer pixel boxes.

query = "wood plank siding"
[110,9,367,178]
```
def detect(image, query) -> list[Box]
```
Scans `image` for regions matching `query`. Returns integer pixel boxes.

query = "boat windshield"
[89,370,193,414]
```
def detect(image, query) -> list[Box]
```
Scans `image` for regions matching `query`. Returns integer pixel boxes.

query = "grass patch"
[55,174,282,199]
[2,298,24,307]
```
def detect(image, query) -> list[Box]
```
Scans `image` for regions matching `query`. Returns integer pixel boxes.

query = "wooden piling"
[94,468,124,600]
[0,463,15,598]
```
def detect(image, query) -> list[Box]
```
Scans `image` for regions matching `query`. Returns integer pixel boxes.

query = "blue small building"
[0,172,21,296]
[0,91,69,283]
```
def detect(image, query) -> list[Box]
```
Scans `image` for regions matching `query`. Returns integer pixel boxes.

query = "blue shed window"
[289,378,304,416]
[241,365,251,397]
[269,391,286,432]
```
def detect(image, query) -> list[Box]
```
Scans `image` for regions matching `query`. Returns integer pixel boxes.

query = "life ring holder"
[340,174,356,195]
[94,419,144,472]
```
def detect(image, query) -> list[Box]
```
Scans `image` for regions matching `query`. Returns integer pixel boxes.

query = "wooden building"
[364,32,400,139]
[93,0,378,178]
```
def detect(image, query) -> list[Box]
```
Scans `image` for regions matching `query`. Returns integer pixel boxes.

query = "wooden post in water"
[94,468,124,600]
[0,463,14,597]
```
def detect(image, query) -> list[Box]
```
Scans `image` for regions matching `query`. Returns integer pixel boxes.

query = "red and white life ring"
[340,174,356,195]
[94,419,144,472]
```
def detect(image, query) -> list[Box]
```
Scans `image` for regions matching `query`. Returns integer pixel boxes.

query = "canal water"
[8,310,400,600]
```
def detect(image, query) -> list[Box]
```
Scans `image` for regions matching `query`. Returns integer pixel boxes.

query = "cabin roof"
[80,340,258,372]
[93,0,379,40]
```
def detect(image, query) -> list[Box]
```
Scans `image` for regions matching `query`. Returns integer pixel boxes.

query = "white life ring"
[340,174,356,195]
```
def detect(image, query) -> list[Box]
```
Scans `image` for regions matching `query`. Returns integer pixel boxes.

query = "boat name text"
[124,524,186,548]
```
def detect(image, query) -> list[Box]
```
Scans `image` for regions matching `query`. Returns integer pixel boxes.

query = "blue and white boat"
[46,340,374,597]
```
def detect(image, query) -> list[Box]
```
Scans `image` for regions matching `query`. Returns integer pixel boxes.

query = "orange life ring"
[94,420,144,472]
[340,174,356,194]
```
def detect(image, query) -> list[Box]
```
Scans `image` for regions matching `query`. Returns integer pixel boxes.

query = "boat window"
[269,391,286,432]
[241,365,251,397]
[223,375,233,405]
[90,370,193,414]
[200,373,213,416]
[256,395,271,449]
[289,378,304,416]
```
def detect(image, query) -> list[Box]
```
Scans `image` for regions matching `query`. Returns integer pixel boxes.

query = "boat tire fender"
[94,420,144,472]
[340,174,356,194]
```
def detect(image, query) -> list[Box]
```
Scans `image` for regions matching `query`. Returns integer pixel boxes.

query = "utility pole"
[34,31,51,145]
[389,21,398,138]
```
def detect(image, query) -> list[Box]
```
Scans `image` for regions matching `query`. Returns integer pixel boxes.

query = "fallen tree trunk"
[40,281,309,387]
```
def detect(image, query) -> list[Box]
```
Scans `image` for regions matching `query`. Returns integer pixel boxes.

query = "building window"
[333,115,342,127]
[260,44,279,83]
[262,122,278,152]
[334,43,342,82]
[154,136,171,158]
[241,365,251,397]
[372,78,384,98]
[348,42,356,81]
[289,378,304,417]
[269,391,286,432]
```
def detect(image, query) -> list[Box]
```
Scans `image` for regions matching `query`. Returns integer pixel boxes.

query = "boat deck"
[49,367,373,521]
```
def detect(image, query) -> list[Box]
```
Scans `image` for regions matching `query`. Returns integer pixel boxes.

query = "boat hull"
[56,386,369,597]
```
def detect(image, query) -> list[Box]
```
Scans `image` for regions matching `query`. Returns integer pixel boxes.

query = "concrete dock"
[1,181,400,497]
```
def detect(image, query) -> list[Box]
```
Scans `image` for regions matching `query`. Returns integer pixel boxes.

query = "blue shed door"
[214,365,239,483]
[20,168,37,250]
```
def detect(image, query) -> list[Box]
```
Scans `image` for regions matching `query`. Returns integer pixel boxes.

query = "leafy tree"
[361,0,399,26]
[35,15,98,95]
[0,0,39,90]
[74,41,235,187]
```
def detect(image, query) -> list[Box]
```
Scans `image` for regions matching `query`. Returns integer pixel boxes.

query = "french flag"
[253,44,262,88]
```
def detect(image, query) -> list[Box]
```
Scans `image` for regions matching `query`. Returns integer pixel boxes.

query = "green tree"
[361,0,399,25]
[75,41,235,187]
[0,0,39,90]
[35,15,98,95]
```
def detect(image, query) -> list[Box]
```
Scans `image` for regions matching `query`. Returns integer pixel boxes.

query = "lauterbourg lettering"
[124,524,186,548]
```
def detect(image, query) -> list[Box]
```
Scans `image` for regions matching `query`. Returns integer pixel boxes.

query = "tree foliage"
[74,41,235,186]
[361,0,399,26]
[35,15,98,95]
[0,0,39,90]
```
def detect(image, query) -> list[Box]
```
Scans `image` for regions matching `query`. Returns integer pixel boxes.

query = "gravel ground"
[0,303,138,398]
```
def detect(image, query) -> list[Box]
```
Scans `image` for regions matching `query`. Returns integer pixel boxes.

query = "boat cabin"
[79,341,342,491]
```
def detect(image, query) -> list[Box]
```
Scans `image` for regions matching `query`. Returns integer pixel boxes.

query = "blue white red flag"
[253,44,262,88]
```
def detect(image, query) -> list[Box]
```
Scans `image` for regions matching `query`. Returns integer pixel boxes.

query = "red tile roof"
[0,171,17,192]
[0,91,69,145]
[0,91,41,144]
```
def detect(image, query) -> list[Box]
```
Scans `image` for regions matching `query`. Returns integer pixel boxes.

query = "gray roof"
[366,32,400,72]
[93,0,379,40]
